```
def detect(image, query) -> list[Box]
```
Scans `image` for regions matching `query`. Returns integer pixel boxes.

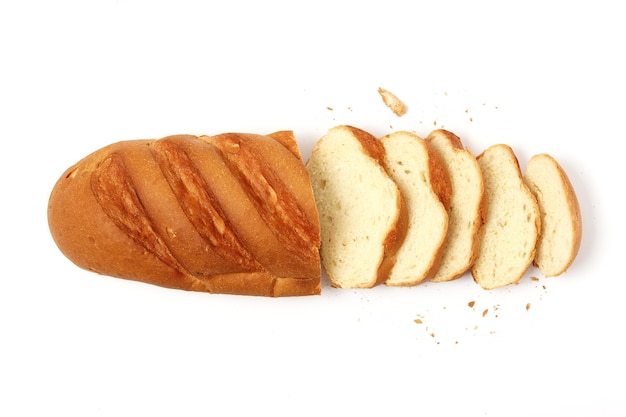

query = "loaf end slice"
[306,125,406,288]
[426,129,485,282]
[472,144,540,290]
[523,153,582,277]
[382,131,451,286]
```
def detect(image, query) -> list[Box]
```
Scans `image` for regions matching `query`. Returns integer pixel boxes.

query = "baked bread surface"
[48,132,321,297]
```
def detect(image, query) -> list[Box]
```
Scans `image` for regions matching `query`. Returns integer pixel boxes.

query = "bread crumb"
[482,308,488,317]
[468,301,475,308]
[326,106,334,111]
[378,87,407,116]
[526,303,531,311]
[414,319,423,324]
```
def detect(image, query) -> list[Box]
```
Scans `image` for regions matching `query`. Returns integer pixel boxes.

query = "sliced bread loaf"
[523,154,582,277]
[426,129,485,282]
[472,144,541,290]
[306,125,407,288]
[381,131,451,286]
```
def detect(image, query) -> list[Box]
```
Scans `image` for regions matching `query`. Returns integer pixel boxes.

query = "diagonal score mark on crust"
[91,152,184,273]
[151,138,264,272]
[207,134,320,266]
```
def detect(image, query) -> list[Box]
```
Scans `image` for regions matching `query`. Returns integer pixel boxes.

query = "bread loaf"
[425,129,485,282]
[381,131,451,286]
[306,125,407,288]
[48,132,322,297]
[472,144,541,290]
[49,124,584,297]
[523,153,582,277]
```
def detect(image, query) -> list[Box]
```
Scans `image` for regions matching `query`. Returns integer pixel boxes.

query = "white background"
[1,1,624,416]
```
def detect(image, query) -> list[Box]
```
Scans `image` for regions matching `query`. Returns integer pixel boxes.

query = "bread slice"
[381,131,451,286]
[472,144,541,290]
[523,154,582,277]
[425,129,485,282]
[306,125,406,288]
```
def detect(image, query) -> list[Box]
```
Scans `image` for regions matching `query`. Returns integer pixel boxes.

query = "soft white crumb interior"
[306,129,398,288]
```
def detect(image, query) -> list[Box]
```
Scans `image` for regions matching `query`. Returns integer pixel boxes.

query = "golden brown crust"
[151,136,264,273]
[205,133,321,275]
[424,140,453,211]
[48,134,321,297]
[376,190,409,285]
[346,125,387,164]
[265,130,303,160]
[432,129,464,150]
[559,162,583,270]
